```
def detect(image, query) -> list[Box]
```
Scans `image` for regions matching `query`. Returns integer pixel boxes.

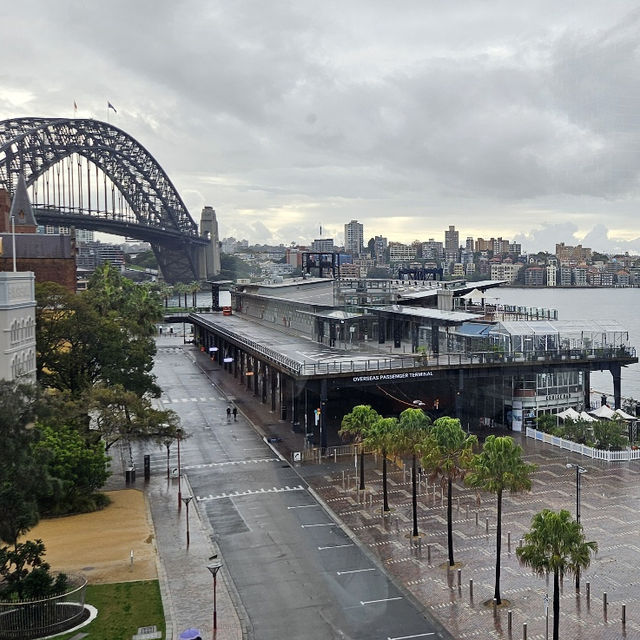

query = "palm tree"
[395,408,431,537]
[339,405,381,491]
[421,417,477,566]
[363,416,398,513]
[188,281,201,309]
[517,509,597,640]
[466,435,536,604]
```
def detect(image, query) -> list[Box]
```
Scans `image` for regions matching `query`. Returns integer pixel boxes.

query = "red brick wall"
[0,258,76,292]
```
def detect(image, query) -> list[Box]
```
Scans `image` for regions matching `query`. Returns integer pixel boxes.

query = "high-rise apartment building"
[344,220,363,257]
[444,225,459,264]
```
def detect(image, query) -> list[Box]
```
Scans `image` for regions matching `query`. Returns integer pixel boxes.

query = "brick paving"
[305,440,640,640]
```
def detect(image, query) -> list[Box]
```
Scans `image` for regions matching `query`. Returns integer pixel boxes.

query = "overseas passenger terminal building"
[176,277,637,447]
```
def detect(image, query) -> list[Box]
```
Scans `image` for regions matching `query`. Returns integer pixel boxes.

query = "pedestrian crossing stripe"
[160,397,224,403]
[184,458,278,469]
[197,485,305,501]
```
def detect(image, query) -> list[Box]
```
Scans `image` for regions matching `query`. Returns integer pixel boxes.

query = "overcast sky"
[3,1,640,253]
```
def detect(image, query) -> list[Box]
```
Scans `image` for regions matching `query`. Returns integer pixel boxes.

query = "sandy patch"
[21,489,157,584]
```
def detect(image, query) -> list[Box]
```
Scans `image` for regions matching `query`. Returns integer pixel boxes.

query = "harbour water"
[495,287,640,402]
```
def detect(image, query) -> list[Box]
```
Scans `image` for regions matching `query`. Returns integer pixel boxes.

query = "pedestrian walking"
[226,406,231,423]
[232,406,238,421]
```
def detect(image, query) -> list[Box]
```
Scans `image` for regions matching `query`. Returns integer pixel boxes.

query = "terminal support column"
[455,370,464,420]
[583,370,590,409]
[320,379,328,451]
[261,365,268,404]
[612,364,622,409]
[271,370,277,412]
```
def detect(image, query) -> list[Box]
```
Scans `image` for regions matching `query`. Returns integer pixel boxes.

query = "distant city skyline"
[3,2,640,254]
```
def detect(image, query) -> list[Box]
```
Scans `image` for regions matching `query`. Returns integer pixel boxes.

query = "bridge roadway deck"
[184,312,637,381]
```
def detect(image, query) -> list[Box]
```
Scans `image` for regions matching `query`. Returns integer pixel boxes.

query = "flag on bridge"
[107,101,117,113]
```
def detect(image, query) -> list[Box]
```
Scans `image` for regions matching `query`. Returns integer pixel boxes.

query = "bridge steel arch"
[0,117,212,283]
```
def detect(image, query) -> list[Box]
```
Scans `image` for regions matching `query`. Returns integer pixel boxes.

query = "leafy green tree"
[395,408,431,537]
[593,419,628,450]
[517,510,597,640]
[32,424,110,515]
[421,417,477,566]
[363,417,398,513]
[36,273,161,397]
[0,382,53,546]
[467,436,536,604]
[340,405,381,491]
[87,385,180,451]
[0,539,67,600]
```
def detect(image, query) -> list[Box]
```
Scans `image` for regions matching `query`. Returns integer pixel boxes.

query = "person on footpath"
[226,406,231,423]
[232,406,238,421]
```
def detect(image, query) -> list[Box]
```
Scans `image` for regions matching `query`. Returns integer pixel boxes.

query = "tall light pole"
[163,438,172,480]
[11,211,17,272]
[207,560,222,634]
[181,495,192,546]
[177,427,183,510]
[566,463,587,590]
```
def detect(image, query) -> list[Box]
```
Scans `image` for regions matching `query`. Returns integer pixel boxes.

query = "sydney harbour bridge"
[0,117,220,283]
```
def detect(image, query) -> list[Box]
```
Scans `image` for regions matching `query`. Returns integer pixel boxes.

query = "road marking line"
[387,634,435,639]
[184,458,277,469]
[196,485,305,502]
[301,523,334,528]
[336,568,375,576]
[361,597,403,606]
[287,504,318,509]
[318,544,354,550]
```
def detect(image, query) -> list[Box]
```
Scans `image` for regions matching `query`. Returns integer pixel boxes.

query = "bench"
[132,625,163,640]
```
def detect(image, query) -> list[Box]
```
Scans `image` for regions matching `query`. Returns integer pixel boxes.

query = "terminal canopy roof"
[488,319,630,353]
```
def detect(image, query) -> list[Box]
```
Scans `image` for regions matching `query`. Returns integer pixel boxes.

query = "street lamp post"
[163,438,172,480]
[181,495,193,546]
[566,463,587,590]
[207,560,222,634]
[177,428,183,510]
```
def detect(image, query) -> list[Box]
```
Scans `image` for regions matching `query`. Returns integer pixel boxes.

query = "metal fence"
[526,427,640,462]
[0,574,87,640]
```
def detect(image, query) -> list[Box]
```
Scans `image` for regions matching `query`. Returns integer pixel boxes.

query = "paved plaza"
[147,337,640,639]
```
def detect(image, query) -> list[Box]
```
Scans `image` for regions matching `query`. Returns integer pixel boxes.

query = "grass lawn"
[54,580,165,640]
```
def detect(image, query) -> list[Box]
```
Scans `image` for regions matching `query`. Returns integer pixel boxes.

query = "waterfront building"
[573,266,588,287]
[490,262,522,283]
[524,266,544,286]
[559,266,572,286]
[373,236,387,262]
[546,263,557,286]
[556,242,592,263]
[186,276,635,445]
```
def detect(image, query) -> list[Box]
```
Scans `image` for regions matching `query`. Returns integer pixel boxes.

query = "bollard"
[457,568,462,588]
[519,538,523,548]
[508,531,511,552]
[486,517,489,533]
[418,537,422,554]
[466,504,469,519]
[334,450,337,463]
[622,604,626,625]
[493,598,497,614]
[522,622,527,640]
[603,592,607,611]
[395,517,399,532]
[469,578,473,599]
[476,511,479,526]
[508,609,512,632]
[457,497,460,512]
[130,549,134,569]
[427,544,431,562]
[342,470,345,488]
[586,581,590,601]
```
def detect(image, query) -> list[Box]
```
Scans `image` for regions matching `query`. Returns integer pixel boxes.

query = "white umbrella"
[590,405,616,419]
[615,408,636,420]
[579,411,597,422]
[557,407,581,421]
